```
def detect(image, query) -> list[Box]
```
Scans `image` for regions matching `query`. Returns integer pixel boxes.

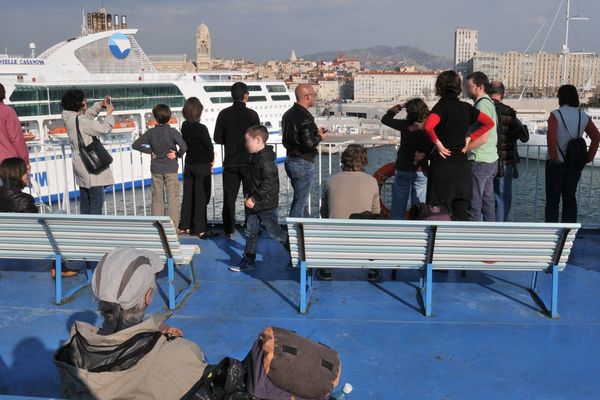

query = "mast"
[562,0,588,85]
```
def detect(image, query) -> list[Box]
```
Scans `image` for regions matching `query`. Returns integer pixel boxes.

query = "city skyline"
[1,0,599,63]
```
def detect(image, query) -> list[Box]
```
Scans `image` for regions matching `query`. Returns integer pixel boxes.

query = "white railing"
[26,142,600,227]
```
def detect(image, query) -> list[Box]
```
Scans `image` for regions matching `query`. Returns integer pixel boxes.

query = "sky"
[1,0,599,61]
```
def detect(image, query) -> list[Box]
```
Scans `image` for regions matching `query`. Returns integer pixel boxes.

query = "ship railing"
[24,142,600,227]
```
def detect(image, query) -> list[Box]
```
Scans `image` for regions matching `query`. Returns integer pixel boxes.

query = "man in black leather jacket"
[282,84,327,217]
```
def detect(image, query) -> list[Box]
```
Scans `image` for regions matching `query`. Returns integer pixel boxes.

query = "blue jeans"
[469,161,498,222]
[80,186,105,215]
[494,164,513,222]
[391,170,427,220]
[244,208,288,256]
[284,157,315,217]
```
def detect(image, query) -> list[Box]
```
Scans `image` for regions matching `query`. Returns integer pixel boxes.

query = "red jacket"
[0,102,29,165]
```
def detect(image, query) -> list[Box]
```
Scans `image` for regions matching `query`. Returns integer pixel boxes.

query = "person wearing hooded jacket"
[229,125,289,272]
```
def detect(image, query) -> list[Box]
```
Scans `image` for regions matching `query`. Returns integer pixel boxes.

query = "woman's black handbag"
[75,115,113,174]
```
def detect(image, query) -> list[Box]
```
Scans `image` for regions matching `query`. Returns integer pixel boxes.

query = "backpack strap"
[556,109,583,161]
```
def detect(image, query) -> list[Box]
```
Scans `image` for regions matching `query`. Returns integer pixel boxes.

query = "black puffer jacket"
[282,103,320,162]
[0,178,37,213]
[245,146,279,213]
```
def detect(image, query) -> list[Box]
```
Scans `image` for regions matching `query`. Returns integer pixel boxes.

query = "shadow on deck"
[1,228,600,399]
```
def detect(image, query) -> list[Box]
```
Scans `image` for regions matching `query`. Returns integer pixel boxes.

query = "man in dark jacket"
[488,81,529,221]
[214,82,260,236]
[282,84,326,217]
[229,125,288,272]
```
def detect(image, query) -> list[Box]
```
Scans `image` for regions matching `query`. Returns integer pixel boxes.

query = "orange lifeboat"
[112,119,136,134]
[48,126,68,139]
[147,117,178,129]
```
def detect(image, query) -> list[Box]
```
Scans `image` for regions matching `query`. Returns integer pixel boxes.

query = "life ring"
[373,162,396,219]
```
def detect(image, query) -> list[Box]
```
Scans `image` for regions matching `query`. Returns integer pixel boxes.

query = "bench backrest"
[287,218,580,271]
[0,213,186,263]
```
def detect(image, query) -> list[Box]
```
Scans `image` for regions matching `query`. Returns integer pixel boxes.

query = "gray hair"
[98,280,156,333]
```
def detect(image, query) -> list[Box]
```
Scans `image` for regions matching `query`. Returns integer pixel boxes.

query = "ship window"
[266,85,287,93]
[272,95,290,101]
[204,85,262,93]
[210,96,233,104]
[10,83,185,117]
[248,96,267,102]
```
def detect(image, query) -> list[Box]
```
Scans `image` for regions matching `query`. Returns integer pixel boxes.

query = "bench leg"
[418,264,433,317]
[55,254,62,305]
[167,257,176,310]
[425,263,432,317]
[299,261,311,314]
[551,265,559,319]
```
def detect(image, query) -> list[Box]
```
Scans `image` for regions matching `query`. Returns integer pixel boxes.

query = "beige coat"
[63,102,115,188]
[54,313,207,400]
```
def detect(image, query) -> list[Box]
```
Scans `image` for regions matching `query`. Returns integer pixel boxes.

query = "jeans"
[151,172,181,229]
[284,157,315,218]
[545,160,581,223]
[222,166,247,234]
[494,164,513,222]
[469,160,498,222]
[80,186,105,215]
[391,170,427,220]
[244,208,288,256]
[180,163,211,233]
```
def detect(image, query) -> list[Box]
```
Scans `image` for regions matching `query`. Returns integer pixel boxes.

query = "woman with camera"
[61,90,115,214]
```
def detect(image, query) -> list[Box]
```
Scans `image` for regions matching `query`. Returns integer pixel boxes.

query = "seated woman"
[320,144,381,281]
[0,157,36,213]
[0,157,77,278]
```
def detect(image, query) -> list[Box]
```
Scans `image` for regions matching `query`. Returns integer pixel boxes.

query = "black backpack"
[557,109,588,171]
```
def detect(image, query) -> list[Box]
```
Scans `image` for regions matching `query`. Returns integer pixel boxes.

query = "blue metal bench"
[0,213,200,309]
[287,218,580,318]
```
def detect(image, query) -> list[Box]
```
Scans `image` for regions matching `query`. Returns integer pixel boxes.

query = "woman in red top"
[423,70,495,221]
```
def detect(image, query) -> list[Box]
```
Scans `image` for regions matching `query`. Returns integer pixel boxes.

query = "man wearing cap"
[54,248,207,400]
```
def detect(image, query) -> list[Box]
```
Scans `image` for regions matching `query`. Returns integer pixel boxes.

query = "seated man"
[54,248,207,400]
[320,144,381,281]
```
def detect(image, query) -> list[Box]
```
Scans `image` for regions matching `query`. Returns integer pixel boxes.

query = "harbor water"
[55,144,600,226]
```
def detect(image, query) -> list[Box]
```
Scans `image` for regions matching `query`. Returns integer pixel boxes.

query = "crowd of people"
[1,73,600,275]
[1,73,600,398]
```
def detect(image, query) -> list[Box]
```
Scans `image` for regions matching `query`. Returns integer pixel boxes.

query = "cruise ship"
[0,23,293,203]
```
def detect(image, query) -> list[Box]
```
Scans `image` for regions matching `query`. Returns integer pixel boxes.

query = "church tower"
[196,23,211,71]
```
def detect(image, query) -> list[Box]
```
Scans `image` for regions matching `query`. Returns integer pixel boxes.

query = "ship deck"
[1,226,599,399]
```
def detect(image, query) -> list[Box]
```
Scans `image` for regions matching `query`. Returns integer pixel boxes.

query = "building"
[148,54,195,73]
[353,72,437,102]
[318,79,340,102]
[472,50,600,97]
[196,23,211,71]
[454,27,478,78]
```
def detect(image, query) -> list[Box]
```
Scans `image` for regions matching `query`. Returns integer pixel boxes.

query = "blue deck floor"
[1,228,600,399]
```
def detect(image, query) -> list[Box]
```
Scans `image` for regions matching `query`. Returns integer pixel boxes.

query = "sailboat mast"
[562,0,571,85]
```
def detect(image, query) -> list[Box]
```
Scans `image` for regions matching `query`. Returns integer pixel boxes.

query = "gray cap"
[92,248,164,310]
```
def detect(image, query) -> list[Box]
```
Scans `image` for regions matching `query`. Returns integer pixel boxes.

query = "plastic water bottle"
[331,383,353,399]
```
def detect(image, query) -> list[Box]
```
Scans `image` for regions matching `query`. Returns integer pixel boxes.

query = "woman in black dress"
[423,70,494,221]
[179,97,217,238]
